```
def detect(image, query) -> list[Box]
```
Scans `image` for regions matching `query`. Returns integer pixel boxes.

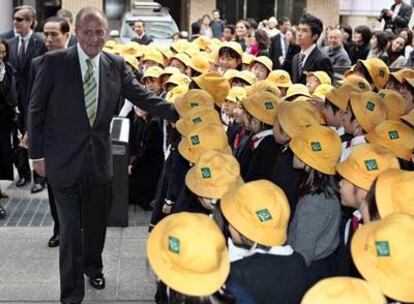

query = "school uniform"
[227,239,310,304]
[171,186,210,214]
[244,130,280,182]
[341,134,367,161]
[270,146,303,216]
[234,132,253,178]
[227,122,242,149]
[335,127,354,162]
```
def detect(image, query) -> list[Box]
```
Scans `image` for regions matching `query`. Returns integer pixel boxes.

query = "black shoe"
[89,273,105,290]
[48,234,59,247]
[16,177,30,187]
[31,183,45,194]
[0,204,5,219]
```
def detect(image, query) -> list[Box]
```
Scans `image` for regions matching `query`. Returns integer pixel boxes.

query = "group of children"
[104,36,414,303]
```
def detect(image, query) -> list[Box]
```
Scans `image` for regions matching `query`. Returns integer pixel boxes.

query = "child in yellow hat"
[141,66,163,95]
[222,87,247,143]
[249,56,273,81]
[217,42,243,74]
[218,180,310,304]
[305,71,332,95]
[234,91,280,181]
[141,49,164,72]
[398,77,414,114]
[168,53,191,75]
[288,125,342,285]
[335,143,400,276]
[266,70,293,97]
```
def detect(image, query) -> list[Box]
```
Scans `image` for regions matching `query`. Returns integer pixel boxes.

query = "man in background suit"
[269,17,291,69]
[7,5,47,189]
[131,20,153,45]
[290,13,333,85]
[28,7,173,303]
[57,8,78,47]
[380,0,413,33]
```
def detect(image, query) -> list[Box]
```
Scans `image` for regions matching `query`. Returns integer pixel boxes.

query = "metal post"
[274,0,278,17]
[0,0,13,33]
[243,0,247,19]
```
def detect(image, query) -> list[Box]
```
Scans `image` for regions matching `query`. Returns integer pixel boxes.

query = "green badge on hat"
[388,130,399,140]
[280,75,286,80]
[190,102,199,108]
[256,209,272,222]
[366,101,376,112]
[359,82,366,90]
[192,117,202,124]
[168,236,180,254]
[190,135,200,145]
[379,69,386,78]
[375,241,390,257]
[311,142,322,152]
[264,101,274,110]
[379,92,386,98]
[365,159,379,171]
[201,167,212,179]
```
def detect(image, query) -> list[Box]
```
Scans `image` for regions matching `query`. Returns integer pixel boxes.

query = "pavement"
[0,180,156,304]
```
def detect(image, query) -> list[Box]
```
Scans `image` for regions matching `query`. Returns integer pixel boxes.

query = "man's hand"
[33,159,46,177]
[386,10,394,17]
[22,133,29,149]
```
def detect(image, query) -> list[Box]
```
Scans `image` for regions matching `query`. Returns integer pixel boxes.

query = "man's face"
[222,28,233,41]
[297,23,317,49]
[13,9,33,35]
[44,22,68,51]
[395,0,402,4]
[328,31,342,50]
[281,21,291,33]
[75,14,107,58]
[134,22,144,36]
[212,11,220,20]
[354,32,363,45]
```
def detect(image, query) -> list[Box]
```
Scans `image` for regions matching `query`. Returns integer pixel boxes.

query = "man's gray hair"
[75,6,107,29]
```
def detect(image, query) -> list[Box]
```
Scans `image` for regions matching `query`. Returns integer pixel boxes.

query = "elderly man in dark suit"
[380,0,413,32]
[7,5,47,190]
[291,13,333,85]
[28,7,174,304]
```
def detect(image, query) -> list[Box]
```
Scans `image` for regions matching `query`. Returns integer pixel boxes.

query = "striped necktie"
[298,52,305,75]
[84,59,97,126]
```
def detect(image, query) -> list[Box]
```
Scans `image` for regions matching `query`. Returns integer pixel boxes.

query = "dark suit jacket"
[131,33,153,45]
[269,33,285,69]
[387,2,413,31]
[7,33,47,116]
[291,45,333,84]
[68,34,77,47]
[28,45,176,187]
[0,29,15,40]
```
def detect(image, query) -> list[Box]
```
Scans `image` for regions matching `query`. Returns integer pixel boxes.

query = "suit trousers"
[51,151,111,303]
[47,182,59,236]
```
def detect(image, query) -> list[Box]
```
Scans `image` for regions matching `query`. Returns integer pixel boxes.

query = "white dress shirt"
[300,44,317,68]
[17,30,33,53]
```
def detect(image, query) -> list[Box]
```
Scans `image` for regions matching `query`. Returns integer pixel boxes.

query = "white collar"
[228,238,294,263]
[251,129,273,149]
[18,30,33,41]
[351,135,366,147]
[301,44,316,57]
[353,210,362,221]
[335,126,345,136]
[77,43,100,68]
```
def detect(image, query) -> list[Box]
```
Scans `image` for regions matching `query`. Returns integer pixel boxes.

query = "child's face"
[222,101,237,117]
[219,54,240,72]
[306,75,321,95]
[233,105,246,125]
[223,28,233,41]
[322,104,343,128]
[399,83,414,113]
[292,154,306,170]
[144,77,161,93]
[339,178,366,209]
[248,117,262,133]
[250,62,268,81]
[342,109,358,134]
[169,59,187,74]
[272,119,291,145]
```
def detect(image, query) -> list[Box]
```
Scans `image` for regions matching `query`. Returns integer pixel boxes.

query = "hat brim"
[401,115,414,128]
[365,131,410,161]
[243,101,276,126]
[336,162,370,191]
[375,168,401,219]
[350,96,375,133]
[351,223,414,303]
[147,221,230,297]
[220,189,287,247]
[283,93,311,101]
[178,138,194,162]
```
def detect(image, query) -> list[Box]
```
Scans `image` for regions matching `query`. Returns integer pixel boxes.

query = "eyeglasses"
[13,17,26,22]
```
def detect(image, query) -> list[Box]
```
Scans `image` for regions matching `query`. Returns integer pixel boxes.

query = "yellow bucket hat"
[378,90,406,121]
[183,44,201,58]
[176,107,222,136]
[246,80,281,98]
[174,89,215,117]
[284,84,311,101]
[147,212,229,296]
[164,73,191,89]
[312,84,333,99]
[357,58,389,90]
[341,74,372,92]
[351,213,414,303]
[390,68,414,83]
[326,84,359,112]
[192,36,212,51]
[401,109,414,128]
[159,66,181,79]
[165,85,188,103]
[350,91,387,133]
[178,124,231,163]
[119,41,143,58]
[242,53,255,65]
[365,120,414,161]
[171,39,190,54]
[266,70,293,88]
[123,55,139,71]
[301,277,386,304]
[141,66,163,81]
[232,70,258,86]
[103,40,117,52]
[305,71,332,85]
[250,56,273,73]
[277,100,321,138]
[242,91,280,125]
[193,72,231,107]
[142,49,164,67]
[150,42,173,61]
[219,41,243,57]
[171,53,191,67]
[189,54,210,74]
[289,125,342,175]
[221,180,291,246]
[226,87,247,104]
[185,150,242,199]
[376,168,414,218]
[336,143,400,191]
[223,69,240,81]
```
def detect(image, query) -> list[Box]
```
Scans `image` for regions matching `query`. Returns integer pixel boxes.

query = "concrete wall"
[62,0,104,18]
[189,0,216,26]
[306,0,341,27]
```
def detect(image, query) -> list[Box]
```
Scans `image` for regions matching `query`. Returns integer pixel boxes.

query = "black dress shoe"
[89,273,105,290]
[31,183,45,194]
[48,234,59,247]
[16,177,30,187]
[0,204,5,219]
